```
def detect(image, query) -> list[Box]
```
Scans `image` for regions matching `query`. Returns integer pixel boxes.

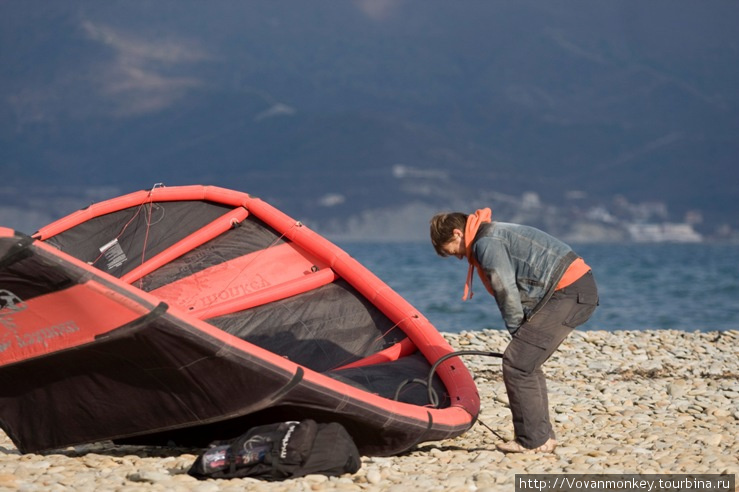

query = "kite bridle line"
[136,184,165,288]
[90,184,164,272]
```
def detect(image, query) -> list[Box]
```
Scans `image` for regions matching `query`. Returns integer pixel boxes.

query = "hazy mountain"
[1,1,737,238]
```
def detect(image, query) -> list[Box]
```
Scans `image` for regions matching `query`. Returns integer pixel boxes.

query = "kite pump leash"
[425,350,504,408]
[393,349,507,440]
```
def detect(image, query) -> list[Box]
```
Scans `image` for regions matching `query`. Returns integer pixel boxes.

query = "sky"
[1,1,738,237]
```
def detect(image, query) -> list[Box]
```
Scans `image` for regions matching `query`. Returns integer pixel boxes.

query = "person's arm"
[474,237,524,331]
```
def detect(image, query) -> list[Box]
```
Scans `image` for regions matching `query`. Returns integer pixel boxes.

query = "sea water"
[337,242,739,333]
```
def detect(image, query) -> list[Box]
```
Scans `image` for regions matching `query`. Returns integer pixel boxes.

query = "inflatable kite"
[0,185,479,455]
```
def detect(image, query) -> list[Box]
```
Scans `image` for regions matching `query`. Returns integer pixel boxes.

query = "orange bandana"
[462,208,492,301]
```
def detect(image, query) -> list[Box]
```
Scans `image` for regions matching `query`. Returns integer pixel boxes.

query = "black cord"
[476,416,508,441]
[426,350,503,407]
[393,350,504,408]
[393,349,508,441]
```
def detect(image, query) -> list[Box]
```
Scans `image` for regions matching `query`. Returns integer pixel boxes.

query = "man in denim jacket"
[430,209,599,453]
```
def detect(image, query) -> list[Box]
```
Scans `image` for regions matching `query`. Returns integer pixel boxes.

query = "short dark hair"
[429,212,468,257]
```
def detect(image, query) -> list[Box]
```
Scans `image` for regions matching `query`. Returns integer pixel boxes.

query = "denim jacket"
[471,222,578,334]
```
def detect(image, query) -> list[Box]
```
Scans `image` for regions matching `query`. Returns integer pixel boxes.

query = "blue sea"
[337,242,739,333]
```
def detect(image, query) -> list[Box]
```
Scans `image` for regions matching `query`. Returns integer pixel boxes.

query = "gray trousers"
[502,271,598,448]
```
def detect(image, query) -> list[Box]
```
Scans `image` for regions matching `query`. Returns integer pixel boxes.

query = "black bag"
[188,419,361,481]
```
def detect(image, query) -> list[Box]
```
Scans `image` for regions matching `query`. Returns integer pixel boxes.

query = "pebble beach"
[1,329,737,491]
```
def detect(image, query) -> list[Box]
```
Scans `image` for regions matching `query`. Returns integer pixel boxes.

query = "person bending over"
[430,208,599,454]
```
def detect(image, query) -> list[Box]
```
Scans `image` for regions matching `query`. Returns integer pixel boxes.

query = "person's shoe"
[496,438,557,454]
